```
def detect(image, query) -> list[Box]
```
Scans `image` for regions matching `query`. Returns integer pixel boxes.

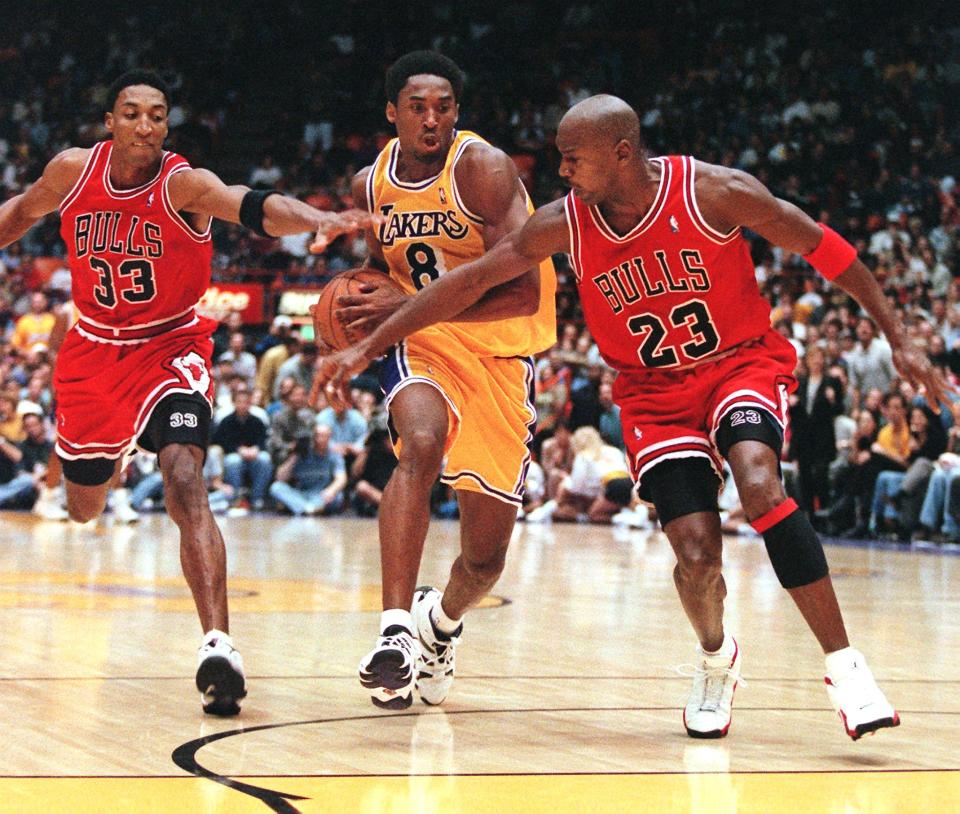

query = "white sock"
[701,634,735,658]
[381,608,413,634]
[203,628,232,648]
[430,600,461,635]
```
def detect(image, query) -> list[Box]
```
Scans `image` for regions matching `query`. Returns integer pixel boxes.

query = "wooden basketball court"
[0,511,956,812]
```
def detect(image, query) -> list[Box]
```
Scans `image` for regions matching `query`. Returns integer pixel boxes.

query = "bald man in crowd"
[320,94,951,741]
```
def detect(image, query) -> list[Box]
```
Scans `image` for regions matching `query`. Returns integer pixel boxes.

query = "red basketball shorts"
[613,329,798,495]
[54,315,217,462]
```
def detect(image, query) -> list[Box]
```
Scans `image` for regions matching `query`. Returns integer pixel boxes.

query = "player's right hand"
[315,338,376,404]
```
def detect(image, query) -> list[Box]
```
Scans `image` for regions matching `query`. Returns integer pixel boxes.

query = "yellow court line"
[2,771,957,813]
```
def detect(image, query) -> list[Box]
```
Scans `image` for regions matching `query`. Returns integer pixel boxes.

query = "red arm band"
[803,223,858,281]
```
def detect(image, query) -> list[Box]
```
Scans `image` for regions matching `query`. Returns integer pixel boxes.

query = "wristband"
[803,223,857,281]
[240,189,282,237]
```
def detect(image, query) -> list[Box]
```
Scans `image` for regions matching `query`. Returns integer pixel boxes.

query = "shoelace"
[381,632,415,657]
[674,662,746,710]
[422,634,459,669]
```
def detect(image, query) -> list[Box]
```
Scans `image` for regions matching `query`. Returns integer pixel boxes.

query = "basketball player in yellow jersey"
[337,51,556,709]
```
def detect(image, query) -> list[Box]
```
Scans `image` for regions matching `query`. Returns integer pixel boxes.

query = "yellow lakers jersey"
[366,130,556,357]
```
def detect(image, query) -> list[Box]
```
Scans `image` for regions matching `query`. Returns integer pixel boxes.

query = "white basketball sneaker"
[32,485,68,521]
[824,648,900,740]
[412,586,462,706]
[110,488,140,524]
[196,630,246,716]
[358,625,419,710]
[683,636,741,738]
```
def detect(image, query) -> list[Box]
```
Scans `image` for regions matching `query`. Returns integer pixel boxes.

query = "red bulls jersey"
[59,141,212,331]
[564,155,771,373]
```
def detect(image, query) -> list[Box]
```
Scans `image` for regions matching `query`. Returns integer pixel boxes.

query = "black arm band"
[240,189,282,237]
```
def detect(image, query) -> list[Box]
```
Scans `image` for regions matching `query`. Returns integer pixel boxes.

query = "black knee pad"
[139,392,211,456]
[756,501,829,588]
[715,406,784,459]
[60,455,116,486]
[642,457,720,527]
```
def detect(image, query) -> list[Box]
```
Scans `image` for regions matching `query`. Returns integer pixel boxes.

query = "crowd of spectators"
[1,6,960,538]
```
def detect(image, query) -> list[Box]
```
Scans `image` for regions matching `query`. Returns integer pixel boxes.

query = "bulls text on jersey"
[591,249,711,315]
[74,211,164,259]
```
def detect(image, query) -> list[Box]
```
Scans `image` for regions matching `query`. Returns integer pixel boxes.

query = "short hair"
[106,70,171,112]
[385,51,464,103]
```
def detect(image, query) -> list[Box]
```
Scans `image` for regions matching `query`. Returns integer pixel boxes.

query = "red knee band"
[803,224,858,281]
[750,498,799,534]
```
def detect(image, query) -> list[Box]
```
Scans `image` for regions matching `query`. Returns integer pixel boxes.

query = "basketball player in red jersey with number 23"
[0,70,379,716]
[321,94,952,741]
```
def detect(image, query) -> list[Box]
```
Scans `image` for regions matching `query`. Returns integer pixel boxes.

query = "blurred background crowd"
[1,2,960,539]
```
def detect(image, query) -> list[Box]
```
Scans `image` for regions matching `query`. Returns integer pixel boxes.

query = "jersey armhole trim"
[59,142,105,215]
[682,156,741,244]
[450,137,485,226]
[161,166,213,243]
[564,193,583,282]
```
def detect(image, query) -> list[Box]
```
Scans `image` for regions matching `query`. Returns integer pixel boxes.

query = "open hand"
[309,209,384,254]
[891,345,956,413]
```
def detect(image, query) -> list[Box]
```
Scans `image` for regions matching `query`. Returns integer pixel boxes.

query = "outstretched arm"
[167,168,381,253]
[701,163,953,409]
[0,149,87,248]
[317,199,570,390]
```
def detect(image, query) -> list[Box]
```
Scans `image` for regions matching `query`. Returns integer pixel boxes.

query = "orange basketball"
[311,269,405,351]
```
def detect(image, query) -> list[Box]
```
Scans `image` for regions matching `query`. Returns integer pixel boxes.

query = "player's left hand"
[891,345,956,412]
[335,285,409,334]
[309,209,384,254]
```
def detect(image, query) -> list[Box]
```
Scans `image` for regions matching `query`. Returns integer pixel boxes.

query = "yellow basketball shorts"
[379,334,536,506]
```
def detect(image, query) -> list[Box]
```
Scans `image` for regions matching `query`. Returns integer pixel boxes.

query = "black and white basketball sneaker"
[196,630,247,716]
[412,586,462,706]
[358,625,419,710]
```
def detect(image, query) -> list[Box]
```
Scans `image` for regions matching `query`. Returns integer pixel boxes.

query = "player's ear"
[385,102,397,125]
[615,139,632,162]
[453,102,460,125]
[105,112,114,134]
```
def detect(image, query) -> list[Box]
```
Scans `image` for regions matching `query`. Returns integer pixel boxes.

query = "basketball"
[312,269,405,351]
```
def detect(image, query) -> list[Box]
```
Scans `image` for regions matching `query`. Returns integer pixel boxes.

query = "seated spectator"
[870,404,946,538]
[540,420,574,500]
[218,331,257,390]
[256,329,298,400]
[0,428,35,509]
[828,393,909,537]
[351,420,398,517]
[130,446,234,515]
[0,393,23,442]
[528,426,629,523]
[520,455,546,517]
[11,292,54,353]
[268,383,315,466]
[269,424,347,516]
[597,379,623,450]
[916,401,960,542]
[274,339,319,398]
[213,389,272,511]
[316,396,367,468]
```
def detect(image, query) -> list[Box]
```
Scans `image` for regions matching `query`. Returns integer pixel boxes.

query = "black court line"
[1,674,958,683]
[171,706,960,813]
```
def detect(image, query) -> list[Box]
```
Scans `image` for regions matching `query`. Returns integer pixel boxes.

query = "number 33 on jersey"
[58,140,213,329]
[565,154,773,372]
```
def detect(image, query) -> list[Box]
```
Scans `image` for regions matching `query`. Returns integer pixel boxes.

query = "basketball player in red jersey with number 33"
[320,94,953,741]
[0,70,378,716]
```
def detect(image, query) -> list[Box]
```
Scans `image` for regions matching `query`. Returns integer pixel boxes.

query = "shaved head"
[558,94,641,149]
